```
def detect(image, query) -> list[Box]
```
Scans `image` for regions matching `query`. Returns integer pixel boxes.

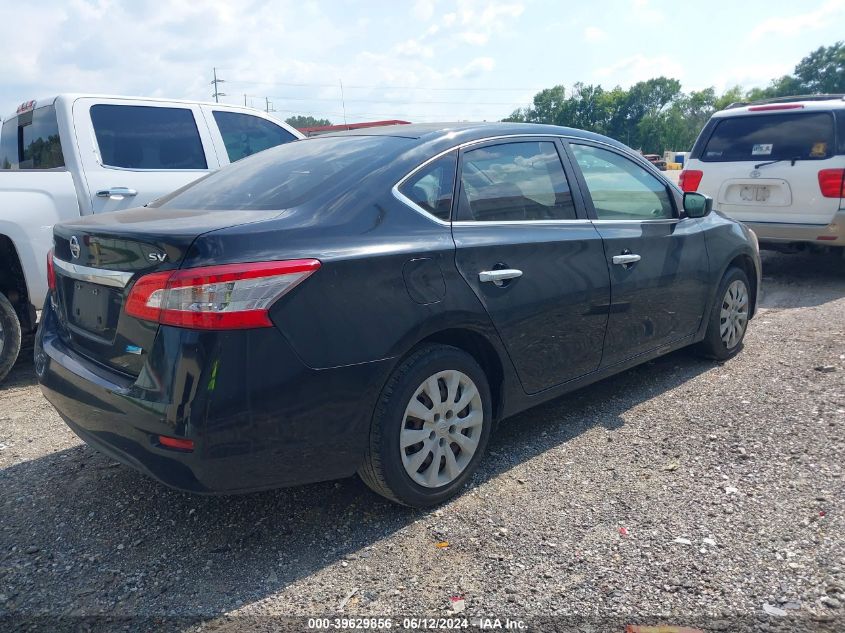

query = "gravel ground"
[1,250,843,632]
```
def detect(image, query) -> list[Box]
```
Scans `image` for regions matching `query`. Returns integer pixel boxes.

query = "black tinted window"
[212,111,297,162]
[702,112,836,162]
[0,105,65,170]
[458,141,576,221]
[91,105,207,170]
[399,152,457,221]
[155,135,410,211]
[571,144,674,220]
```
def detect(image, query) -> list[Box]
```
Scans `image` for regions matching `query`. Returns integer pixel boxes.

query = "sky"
[1,0,843,124]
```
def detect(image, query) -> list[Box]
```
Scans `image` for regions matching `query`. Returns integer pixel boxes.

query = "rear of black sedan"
[36,123,760,506]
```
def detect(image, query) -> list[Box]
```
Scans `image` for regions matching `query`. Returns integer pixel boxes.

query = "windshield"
[701,111,836,162]
[154,135,412,210]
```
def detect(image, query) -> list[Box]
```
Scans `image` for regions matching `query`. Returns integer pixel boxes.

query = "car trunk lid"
[51,207,281,376]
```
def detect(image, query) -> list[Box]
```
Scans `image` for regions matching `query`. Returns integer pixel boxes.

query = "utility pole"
[339,79,347,125]
[211,67,226,102]
[243,94,247,107]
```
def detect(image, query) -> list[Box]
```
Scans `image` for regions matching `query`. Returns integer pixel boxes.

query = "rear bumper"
[35,303,393,494]
[744,210,845,246]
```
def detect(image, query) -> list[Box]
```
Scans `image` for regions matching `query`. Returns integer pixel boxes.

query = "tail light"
[678,169,703,192]
[47,249,56,292]
[125,259,321,330]
[818,169,845,198]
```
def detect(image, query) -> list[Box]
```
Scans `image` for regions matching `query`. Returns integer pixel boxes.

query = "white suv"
[681,95,845,252]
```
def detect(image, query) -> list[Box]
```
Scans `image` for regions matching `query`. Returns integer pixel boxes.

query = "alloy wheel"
[399,369,484,488]
[720,279,749,349]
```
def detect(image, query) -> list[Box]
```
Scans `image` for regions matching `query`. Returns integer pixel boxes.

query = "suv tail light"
[125,259,321,330]
[818,169,845,198]
[47,249,56,292]
[678,169,703,192]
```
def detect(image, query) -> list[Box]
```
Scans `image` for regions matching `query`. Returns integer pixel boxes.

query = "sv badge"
[148,252,167,262]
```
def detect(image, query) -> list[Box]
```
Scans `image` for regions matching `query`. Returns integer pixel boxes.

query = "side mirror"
[683,192,713,218]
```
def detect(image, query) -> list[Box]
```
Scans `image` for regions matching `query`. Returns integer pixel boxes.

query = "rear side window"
[91,105,207,170]
[155,135,411,211]
[458,141,577,222]
[212,111,297,162]
[702,112,836,162]
[0,105,65,170]
[398,152,457,221]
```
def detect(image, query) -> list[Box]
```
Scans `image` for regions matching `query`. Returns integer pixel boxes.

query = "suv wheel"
[0,291,22,383]
[359,345,493,507]
[695,267,750,361]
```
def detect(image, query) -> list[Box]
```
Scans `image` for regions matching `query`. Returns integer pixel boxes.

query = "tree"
[793,41,845,94]
[285,115,332,129]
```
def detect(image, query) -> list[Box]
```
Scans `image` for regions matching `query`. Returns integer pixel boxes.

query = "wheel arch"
[410,327,507,422]
[0,235,34,332]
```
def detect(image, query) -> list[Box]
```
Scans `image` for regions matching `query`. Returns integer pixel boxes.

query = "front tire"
[359,345,493,507]
[0,292,22,384]
[695,267,751,360]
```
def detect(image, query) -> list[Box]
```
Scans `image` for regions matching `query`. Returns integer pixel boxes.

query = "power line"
[222,79,544,92]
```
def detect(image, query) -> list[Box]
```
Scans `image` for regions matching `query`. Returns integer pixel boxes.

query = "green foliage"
[285,115,332,129]
[502,42,844,154]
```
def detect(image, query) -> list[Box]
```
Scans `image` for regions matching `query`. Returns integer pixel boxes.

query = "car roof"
[713,95,845,118]
[318,121,630,150]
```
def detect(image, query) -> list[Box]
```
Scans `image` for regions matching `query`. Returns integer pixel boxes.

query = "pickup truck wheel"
[359,345,493,507]
[0,291,22,383]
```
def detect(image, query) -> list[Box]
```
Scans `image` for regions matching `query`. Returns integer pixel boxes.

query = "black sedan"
[35,123,761,507]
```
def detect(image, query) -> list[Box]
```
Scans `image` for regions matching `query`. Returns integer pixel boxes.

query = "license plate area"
[720,178,791,207]
[58,275,123,342]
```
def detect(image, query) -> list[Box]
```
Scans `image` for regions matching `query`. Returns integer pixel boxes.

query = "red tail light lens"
[126,259,321,330]
[678,169,703,192]
[818,169,845,198]
[47,249,56,292]
[158,435,194,451]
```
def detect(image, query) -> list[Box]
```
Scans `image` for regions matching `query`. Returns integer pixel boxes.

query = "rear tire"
[359,344,493,507]
[0,292,22,384]
[694,267,750,361]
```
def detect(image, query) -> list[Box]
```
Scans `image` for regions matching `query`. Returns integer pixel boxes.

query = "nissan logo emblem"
[69,236,81,259]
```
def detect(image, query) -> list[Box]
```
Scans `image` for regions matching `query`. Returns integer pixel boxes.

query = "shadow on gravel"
[759,250,845,309]
[0,346,36,391]
[0,346,715,623]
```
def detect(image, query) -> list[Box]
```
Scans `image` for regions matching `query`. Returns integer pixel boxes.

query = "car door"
[452,138,610,394]
[73,97,220,214]
[565,141,710,367]
[201,107,301,164]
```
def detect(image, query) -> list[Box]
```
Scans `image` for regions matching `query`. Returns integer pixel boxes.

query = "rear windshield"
[0,105,65,170]
[154,135,412,210]
[702,111,836,162]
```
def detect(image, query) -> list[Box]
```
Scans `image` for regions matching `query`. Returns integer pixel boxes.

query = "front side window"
[90,105,207,170]
[570,144,674,220]
[212,111,297,162]
[702,112,836,162]
[0,106,65,170]
[398,152,457,221]
[458,141,576,222]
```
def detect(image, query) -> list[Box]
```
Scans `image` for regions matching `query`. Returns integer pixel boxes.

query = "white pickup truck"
[0,94,303,381]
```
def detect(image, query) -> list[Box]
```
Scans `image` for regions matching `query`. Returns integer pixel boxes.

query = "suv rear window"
[91,104,207,170]
[702,112,836,162]
[154,135,410,211]
[0,105,65,170]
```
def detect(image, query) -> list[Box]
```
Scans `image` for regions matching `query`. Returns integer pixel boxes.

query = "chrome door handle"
[96,187,138,199]
[479,269,523,285]
[612,254,641,265]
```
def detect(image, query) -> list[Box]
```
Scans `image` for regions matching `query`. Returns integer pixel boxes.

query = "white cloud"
[450,56,496,79]
[583,26,607,42]
[460,31,490,45]
[750,0,845,40]
[412,0,435,22]
[442,12,457,26]
[629,0,665,23]
[595,54,685,85]
[394,38,434,59]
